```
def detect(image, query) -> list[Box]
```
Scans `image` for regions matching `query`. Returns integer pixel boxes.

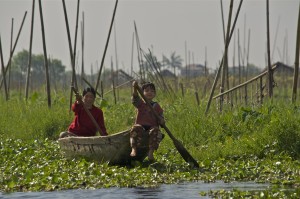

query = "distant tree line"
[9,49,66,91]
[4,49,264,92]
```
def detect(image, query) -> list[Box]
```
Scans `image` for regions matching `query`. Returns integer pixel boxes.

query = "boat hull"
[58,130,149,165]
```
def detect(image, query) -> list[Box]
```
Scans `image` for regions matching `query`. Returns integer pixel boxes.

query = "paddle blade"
[172,138,199,168]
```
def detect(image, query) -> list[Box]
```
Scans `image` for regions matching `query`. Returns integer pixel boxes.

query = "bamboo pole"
[130,31,135,78]
[238,29,241,85]
[0,37,8,100]
[103,78,133,95]
[220,0,234,112]
[244,29,251,105]
[133,21,144,81]
[95,0,118,92]
[292,2,300,103]
[266,0,273,98]
[8,18,13,93]
[271,16,280,62]
[145,49,170,95]
[0,12,27,89]
[25,0,35,101]
[220,0,226,43]
[73,0,80,67]
[246,29,251,80]
[81,12,85,86]
[111,57,117,104]
[213,64,277,99]
[38,0,51,108]
[205,0,244,115]
[259,76,263,105]
[185,41,187,80]
[113,23,119,101]
[71,0,80,90]
[180,82,184,98]
[195,91,199,106]
[62,0,78,112]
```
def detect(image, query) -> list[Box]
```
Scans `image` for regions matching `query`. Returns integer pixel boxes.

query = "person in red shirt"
[59,87,108,138]
[130,81,165,161]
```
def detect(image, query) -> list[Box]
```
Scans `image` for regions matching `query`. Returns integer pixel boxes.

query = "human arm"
[132,81,138,97]
[131,81,142,107]
[158,115,165,126]
[75,90,82,104]
[71,90,83,113]
[97,109,108,136]
[154,103,165,126]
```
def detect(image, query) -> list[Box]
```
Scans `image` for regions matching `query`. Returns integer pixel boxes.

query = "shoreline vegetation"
[1,87,300,198]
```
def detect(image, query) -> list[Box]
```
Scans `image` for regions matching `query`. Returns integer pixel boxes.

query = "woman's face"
[83,92,95,108]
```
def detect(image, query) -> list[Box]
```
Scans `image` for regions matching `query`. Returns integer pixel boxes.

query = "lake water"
[0,181,270,199]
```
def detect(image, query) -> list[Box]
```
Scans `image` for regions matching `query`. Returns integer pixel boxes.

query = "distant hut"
[273,62,293,75]
[262,62,293,75]
[160,69,176,78]
[180,64,206,77]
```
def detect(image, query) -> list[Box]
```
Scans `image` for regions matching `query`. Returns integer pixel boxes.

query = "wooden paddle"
[71,86,106,136]
[134,83,199,168]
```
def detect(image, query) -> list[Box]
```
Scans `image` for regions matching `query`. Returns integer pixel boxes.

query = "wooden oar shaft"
[134,84,199,168]
[71,87,105,136]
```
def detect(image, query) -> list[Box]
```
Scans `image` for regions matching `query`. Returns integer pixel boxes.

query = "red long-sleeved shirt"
[68,102,107,136]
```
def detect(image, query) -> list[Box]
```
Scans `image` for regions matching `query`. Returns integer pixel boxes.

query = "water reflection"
[0,181,271,199]
[132,187,163,199]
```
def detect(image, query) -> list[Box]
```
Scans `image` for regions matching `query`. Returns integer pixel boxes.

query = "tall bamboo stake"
[8,18,13,94]
[0,37,8,100]
[0,12,27,89]
[220,0,226,43]
[238,29,241,85]
[130,31,135,82]
[271,16,280,62]
[6,18,14,97]
[205,0,244,115]
[184,41,187,80]
[134,21,144,81]
[220,0,234,112]
[62,0,78,111]
[266,0,273,98]
[113,23,119,101]
[246,29,251,80]
[81,12,85,86]
[95,0,118,92]
[25,0,35,100]
[38,0,51,108]
[292,3,300,103]
[111,56,116,104]
[73,0,80,66]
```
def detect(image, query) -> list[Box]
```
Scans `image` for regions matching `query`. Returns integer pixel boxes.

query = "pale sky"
[0,0,298,75]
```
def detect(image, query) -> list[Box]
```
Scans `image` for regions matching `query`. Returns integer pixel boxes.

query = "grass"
[2,87,300,160]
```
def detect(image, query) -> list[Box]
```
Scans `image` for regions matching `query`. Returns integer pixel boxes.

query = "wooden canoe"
[58,130,149,165]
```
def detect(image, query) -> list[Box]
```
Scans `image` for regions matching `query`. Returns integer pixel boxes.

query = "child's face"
[83,92,95,107]
[143,86,156,101]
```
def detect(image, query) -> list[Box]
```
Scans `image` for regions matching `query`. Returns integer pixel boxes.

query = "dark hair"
[82,87,96,97]
[141,82,156,91]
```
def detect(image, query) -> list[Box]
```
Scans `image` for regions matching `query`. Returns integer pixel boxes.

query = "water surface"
[0,181,271,199]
